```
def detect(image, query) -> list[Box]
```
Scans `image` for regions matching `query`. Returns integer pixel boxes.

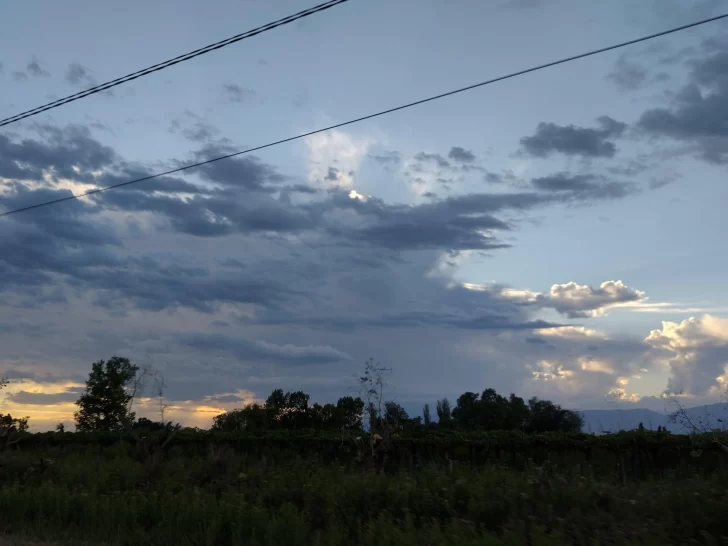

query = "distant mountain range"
[577,403,728,434]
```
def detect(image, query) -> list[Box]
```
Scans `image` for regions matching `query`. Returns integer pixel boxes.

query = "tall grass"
[1,443,727,545]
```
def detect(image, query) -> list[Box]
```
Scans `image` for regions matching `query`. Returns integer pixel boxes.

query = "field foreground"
[1,431,727,545]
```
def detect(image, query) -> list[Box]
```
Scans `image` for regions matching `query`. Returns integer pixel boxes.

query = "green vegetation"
[2,429,728,545]
[1,358,728,545]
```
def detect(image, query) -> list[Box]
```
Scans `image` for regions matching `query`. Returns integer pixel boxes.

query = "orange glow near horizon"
[1,380,260,432]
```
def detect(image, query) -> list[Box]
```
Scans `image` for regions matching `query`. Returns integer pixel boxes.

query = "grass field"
[1,435,728,546]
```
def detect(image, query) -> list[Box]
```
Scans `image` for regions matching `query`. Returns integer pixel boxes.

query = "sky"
[2,0,728,430]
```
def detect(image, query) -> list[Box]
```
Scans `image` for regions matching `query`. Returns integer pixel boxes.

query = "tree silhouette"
[74,356,139,432]
[436,398,452,423]
[423,404,432,427]
[384,401,409,425]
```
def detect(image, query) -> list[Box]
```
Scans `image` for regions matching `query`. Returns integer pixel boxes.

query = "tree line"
[2,356,585,435]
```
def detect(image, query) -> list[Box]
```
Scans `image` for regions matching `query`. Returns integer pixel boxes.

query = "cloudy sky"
[2,0,728,430]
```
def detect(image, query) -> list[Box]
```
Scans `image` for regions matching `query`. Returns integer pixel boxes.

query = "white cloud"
[607,387,640,403]
[644,315,728,395]
[579,356,615,374]
[305,130,371,188]
[531,360,574,380]
[536,280,645,318]
[535,326,608,339]
[463,279,646,319]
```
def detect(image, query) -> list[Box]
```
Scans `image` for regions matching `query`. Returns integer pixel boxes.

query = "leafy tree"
[284,391,310,429]
[480,389,514,430]
[383,401,409,426]
[507,393,531,430]
[525,397,583,433]
[74,356,139,432]
[0,414,28,434]
[450,389,514,431]
[335,396,364,430]
[265,389,310,429]
[423,404,432,427]
[0,413,28,452]
[55,423,65,433]
[309,402,336,429]
[265,389,287,421]
[436,398,452,424]
[452,391,481,428]
[0,376,29,450]
[133,417,168,431]
[213,404,268,432]
[638,422,646,432]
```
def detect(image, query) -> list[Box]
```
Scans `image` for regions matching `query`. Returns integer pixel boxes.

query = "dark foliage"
[74,356,139,432]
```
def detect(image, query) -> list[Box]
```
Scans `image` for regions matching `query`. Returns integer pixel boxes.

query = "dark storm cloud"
[0,123,646,321]
[483,171,516,185]
[0,124,116,183]
[2,128,638,260]
[322,177,638,254]
[84,260,301,313]
[315,190,535,252]
[0,137,303,315]
[7,390,79,405]
[459,164,485,173]
[223,82,256,103]
[261,313,559,332]
[637,41,728,163]
[353,214,509,251]
[0,178,120,293]
[171,122,218,143]
[284,184,319,194]
[94,158,307,238]
[179,333,352,364]
[520,116,627,158]
[0,369,78,384]
[531,173,636,199]
[606,55,649,91]
[98,168,207,195]
[371,150,401,164]
[448,146,476,163]
[316,170,638,252]
[168,111,220,143]
[325,167,339,181]
[254,269,565,334]
[26,58,50,78]
[414,152,450,169]
[0,220,119,294]
[188,144,286,189]
[371,313,557,331]
[65,63,96,88]
[208,394,246,404]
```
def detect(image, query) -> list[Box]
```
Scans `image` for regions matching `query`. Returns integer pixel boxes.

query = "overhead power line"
[0,0,350,128]
[1,12,726,219]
